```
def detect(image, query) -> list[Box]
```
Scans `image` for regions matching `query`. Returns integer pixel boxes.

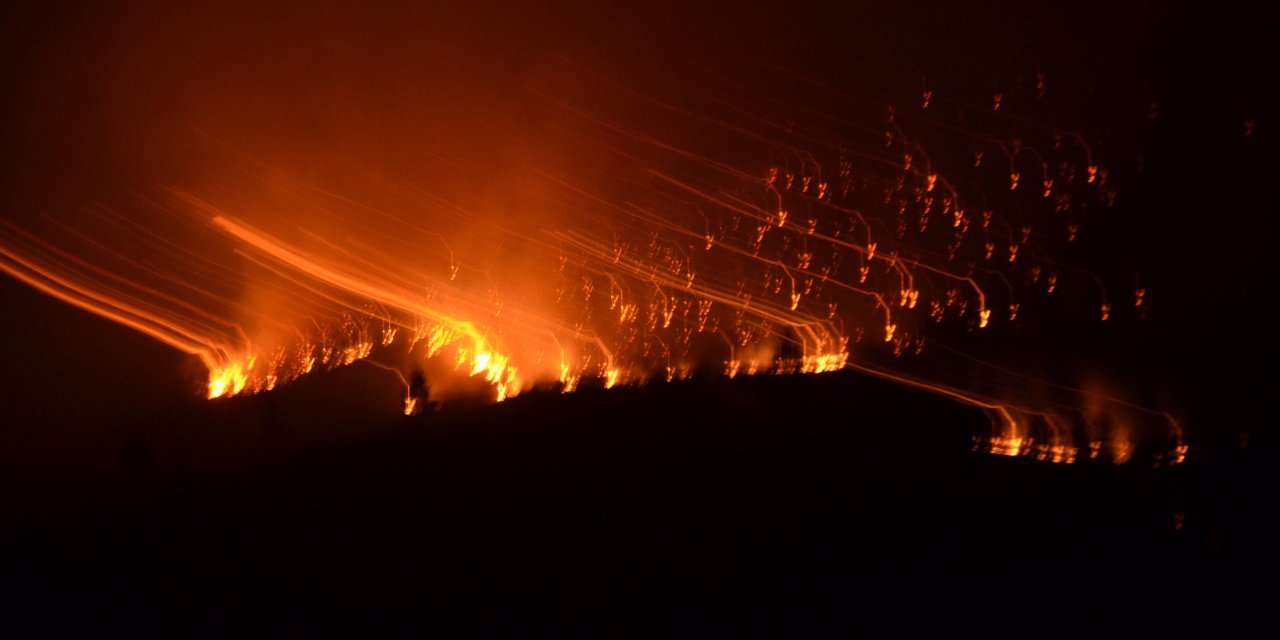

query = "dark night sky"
[0,3,1274,633]
[0,0,1271,463]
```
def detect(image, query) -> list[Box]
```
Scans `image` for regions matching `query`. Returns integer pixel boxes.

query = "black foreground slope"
[0,371,1267,634]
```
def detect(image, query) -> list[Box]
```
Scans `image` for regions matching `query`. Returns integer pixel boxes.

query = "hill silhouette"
[0,368,1266,634]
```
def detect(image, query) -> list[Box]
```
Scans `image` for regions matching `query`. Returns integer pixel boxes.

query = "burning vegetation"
[0,3,1185,464]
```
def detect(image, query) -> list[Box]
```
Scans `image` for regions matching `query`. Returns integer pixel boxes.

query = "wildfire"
[207,359,251,399]
[0,53,1185,465]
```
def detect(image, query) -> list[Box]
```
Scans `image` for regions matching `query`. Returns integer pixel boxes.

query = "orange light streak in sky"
[0,52,1184,465]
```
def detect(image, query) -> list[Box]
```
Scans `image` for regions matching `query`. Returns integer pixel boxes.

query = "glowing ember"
[0,52,1185,465]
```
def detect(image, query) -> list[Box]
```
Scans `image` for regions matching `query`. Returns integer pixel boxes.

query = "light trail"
[0,54,1184,465]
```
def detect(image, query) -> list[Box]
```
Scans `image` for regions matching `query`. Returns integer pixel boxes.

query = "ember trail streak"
[0,58,1180,464]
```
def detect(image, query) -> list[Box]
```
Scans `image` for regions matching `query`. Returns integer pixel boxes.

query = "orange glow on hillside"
[0,47,1185,465]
